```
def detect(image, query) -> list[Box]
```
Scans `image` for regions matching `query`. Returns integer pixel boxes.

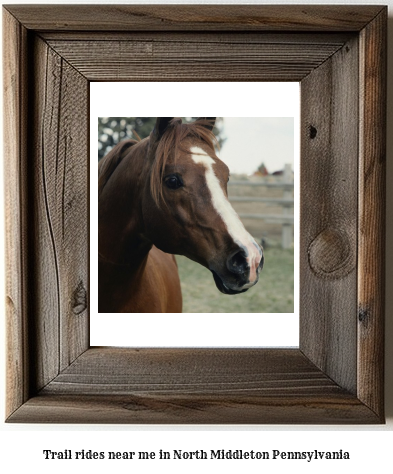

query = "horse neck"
[98,140,152,268]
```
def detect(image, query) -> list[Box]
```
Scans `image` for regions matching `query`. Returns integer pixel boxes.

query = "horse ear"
[151,117,174,144]
[196,117,216,131]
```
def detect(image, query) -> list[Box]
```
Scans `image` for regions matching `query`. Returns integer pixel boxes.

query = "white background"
[1,1,392,473]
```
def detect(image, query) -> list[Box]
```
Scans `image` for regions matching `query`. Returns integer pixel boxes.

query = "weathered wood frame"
[3,5,386,424]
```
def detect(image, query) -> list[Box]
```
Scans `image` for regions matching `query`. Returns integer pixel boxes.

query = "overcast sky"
[92,82,299,177]
[219,117,295,175]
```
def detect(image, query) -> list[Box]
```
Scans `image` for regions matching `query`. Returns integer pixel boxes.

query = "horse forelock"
[150,119,219,207]
[98,120,219,207]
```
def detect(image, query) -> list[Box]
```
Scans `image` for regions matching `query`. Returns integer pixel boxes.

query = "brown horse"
[98,117,264,313]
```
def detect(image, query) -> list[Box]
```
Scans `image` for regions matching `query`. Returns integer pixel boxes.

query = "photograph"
[98,116,295,314]
[90,82,299,347]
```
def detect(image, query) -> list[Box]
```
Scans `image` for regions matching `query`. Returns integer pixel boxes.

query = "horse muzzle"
[211,270,249,295]
[211,249,264,295]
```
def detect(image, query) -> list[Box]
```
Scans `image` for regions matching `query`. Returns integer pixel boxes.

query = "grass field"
[176,247,294,313]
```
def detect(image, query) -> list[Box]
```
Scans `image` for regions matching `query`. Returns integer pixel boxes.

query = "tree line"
[98,117,225,161]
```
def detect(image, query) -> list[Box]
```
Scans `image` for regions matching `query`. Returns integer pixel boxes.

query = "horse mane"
[98,119,219,205]
[150,118,219,206]
[98,139,139,196]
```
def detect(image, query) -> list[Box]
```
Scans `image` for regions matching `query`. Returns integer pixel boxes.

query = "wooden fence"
[228,165,294,249]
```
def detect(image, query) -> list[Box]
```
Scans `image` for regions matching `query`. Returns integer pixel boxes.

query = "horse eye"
[164,174,183,190]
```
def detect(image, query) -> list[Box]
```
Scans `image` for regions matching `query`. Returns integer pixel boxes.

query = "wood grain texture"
[7,348,379,424]
[3,5,386,424]
[40,31,354,44]
[43,348,340,395]
[28,36,89,392]
[3,9,30,418]
[46,37,347,82]
[3,5,384,32]
[9,392,379,425]
[300,36,359,394]
[357,9,387,418]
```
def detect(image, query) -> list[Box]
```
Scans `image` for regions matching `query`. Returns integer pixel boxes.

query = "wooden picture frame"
[3,5,386,424]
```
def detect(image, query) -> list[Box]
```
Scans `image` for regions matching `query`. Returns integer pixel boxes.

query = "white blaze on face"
[190,146,262,284]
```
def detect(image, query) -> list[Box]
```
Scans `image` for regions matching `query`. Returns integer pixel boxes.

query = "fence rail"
[229,196,294,204]
[235,213,294,224]
[228,164,294,249]
[229,180,293,188]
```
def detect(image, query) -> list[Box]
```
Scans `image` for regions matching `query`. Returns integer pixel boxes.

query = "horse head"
[141,117,264,295]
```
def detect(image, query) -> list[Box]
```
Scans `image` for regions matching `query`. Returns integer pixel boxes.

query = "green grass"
[176,247,294,313]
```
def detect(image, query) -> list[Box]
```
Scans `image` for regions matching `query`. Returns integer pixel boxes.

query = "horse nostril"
[227,249,249,275]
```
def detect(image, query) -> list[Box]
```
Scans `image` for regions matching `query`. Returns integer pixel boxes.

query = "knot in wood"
[308,228,355,279]
[73,281,87,315]
[309,125,317,139]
